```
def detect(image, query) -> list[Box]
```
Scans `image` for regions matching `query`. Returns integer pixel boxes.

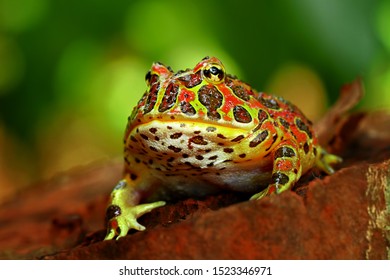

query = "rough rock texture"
[45,158,390,260]
[0,97,389,259]
[0,161,121,259]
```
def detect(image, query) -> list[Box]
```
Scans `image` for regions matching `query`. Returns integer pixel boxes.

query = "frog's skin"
[104,56,341,240]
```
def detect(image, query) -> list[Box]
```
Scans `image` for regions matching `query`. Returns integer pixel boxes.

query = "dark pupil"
[145,70,151,83]
[209,66,219,75]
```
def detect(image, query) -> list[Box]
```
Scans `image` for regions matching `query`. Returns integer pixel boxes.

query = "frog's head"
[131,56,260,127]
[147,56,226,87]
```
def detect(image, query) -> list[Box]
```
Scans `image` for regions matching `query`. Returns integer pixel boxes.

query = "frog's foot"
[251,141,302,201]
[250,185,276,200]
[104,201,166,240]
[316,148,342,175]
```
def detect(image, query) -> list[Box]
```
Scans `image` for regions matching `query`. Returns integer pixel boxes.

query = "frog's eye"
[145,70,152,86]
[203,63,225,84]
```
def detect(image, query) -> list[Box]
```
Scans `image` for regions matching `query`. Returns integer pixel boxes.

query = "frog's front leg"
[250,140,301,200]
[104,174,165,240]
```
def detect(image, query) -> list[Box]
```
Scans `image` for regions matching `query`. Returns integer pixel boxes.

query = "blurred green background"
[0,0,389,202]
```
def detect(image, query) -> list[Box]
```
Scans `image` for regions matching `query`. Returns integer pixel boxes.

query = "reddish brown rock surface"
[0,110,389,259]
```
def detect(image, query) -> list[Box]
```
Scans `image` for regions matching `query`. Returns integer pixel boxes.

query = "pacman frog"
[104,56,341,240]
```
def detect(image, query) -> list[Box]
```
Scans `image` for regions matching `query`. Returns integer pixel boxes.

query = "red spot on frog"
[178,88,196,102]
[218,84,244,115]
[151,62,172,78]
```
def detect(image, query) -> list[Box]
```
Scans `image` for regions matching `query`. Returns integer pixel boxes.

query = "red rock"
[44,159,390,260]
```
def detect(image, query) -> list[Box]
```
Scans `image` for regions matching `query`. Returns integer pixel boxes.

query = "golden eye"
[203,63,225,83]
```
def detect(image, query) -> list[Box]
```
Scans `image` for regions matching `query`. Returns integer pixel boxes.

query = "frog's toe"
[250,190,267,200]
[104,228,115,241]
[104,201,166,240]
[104,219,124,240]
[316,149,342,175]
[250,186,276,200]
[132,201,166,217]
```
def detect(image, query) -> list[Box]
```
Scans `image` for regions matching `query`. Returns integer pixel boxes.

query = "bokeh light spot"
[55,39,101,105]
[104,58,148,134]
[125,0,205,57]
[266,63,327,121]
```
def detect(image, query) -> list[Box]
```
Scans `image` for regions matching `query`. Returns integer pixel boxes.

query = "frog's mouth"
[125,119,274,174]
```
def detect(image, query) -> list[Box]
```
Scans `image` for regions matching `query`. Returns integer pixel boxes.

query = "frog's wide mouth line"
[133,119,256,135]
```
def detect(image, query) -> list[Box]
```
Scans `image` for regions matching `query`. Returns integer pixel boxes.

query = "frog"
[104,56,342,240]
